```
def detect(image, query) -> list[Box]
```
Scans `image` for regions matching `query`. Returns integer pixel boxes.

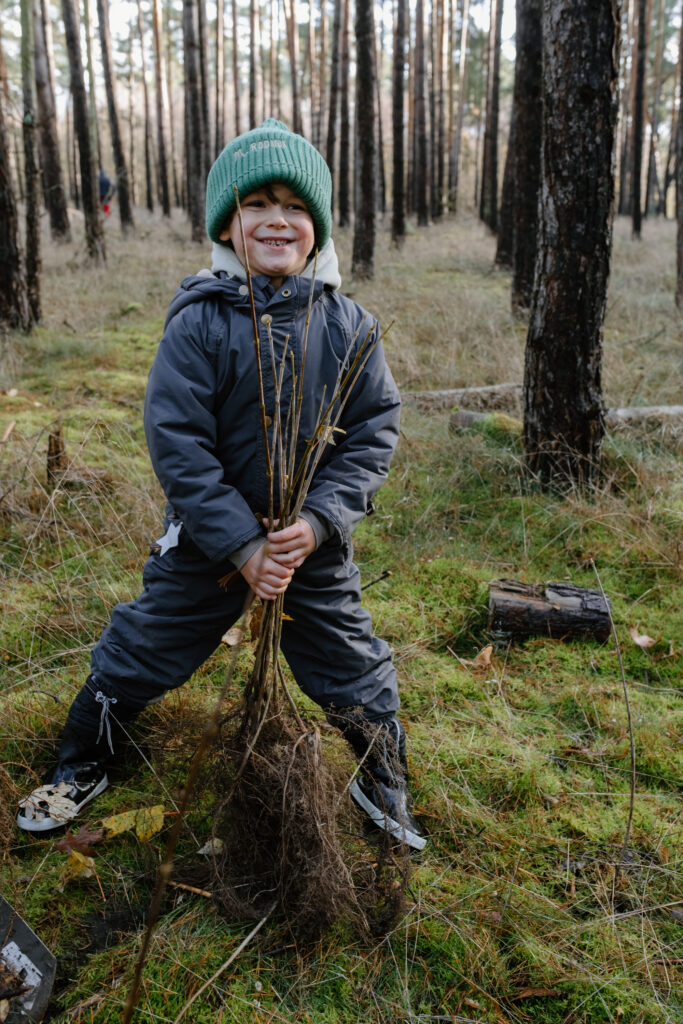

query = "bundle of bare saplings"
[195,203,409,940]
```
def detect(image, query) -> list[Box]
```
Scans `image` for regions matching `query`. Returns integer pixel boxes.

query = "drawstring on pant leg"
[95,691,118,755]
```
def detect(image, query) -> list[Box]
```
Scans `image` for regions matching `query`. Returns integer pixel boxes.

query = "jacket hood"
[210,236,342,290]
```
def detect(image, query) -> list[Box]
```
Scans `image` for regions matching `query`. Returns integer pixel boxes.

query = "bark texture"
[413,0,428,226]
[511,0,542,310]
[392,0,407,243]
[631,0,646,237]
[22,0,41,322]
[676,3,683,307]
[351,0,376,278]
[34,0,70,240]
[97,0,135,233]
[61,0,105,262]
[523,0,620,487]
[0,30,30,331]
[479,0,503,231]
[183,0,205,241]
[151,0,170,215]
[337,0,350,226]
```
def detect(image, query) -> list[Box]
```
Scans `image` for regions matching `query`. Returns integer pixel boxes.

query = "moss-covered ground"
[0,210,681,1023]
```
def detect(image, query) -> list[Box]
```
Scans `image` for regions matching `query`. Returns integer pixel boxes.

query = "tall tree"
[61,0,105,262]
[392,0,407,243]
[283,0,303,135]
[150,0,170,215]
[632,0,647,236]
[523,0,619,487]
[82,0,101,169]
[645,0,665,214]
[431,0,446,219]
[511,0,542,310]
[449,0,469,211]
[351,0,376,277]
[127,22,137,207]
[618,0,636,215]
[197,0,212,173]
[495,108,516,267]
[137,0,154,211]
[21,0,40,323]
[165,5,180,204]
[479,0,503,230]
[34,0,70,240]
[215,0,225,153]
[338,0,351,225]
[231,0,242,134]
[249,0,257,127]
[317,0,327,150]
[676,2,683,305]
[183,0,204,241]
[0,27,30,332]
[97,0,135,232]
[413,0,429,225]
[326,0,342,201]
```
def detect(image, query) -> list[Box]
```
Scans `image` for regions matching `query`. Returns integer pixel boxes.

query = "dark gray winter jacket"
[143,243,401,566]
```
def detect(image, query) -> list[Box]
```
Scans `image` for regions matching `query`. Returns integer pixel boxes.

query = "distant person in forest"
[18,119,425,851]
[98,167,115,215]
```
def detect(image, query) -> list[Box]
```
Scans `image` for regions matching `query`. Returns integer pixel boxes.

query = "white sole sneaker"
[17,772,109,833]
[349,778,427,850]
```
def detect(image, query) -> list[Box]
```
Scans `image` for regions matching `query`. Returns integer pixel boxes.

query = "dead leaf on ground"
[453,644,494,671]
[628,626,658,649]
[221,626,244,647]
[60,849,96,886]
[102,805,165,841]
[56,824,105,856]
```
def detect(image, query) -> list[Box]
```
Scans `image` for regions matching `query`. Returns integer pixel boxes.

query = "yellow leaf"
[281,612,294,621]
[102,805,165,841]
[61,849,95,886]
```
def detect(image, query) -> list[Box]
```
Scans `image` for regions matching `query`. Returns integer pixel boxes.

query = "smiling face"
[220,183,316,288]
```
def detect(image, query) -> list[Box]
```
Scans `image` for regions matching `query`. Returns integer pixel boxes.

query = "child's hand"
[240,544,294,600]
[264,518,316,569]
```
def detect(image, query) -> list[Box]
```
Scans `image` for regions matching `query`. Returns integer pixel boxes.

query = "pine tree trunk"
[495,108,516,267]
[137,0,154,212]
[338,0,351,226]
[392,0,407,243]
[431,0,445,219]
[215,0,225,154]
[0,24,30,331]
[414,0,429,225]
[128,23,137,206]
[523,0,619,487]
[283,0,303,135]
[449,0,469,211]
[97,0,135,232]
[249,0,257,128]
[479,0,503,230]
[61,0,105,262]
[511,0,542,310]
[317,0,327,151]
[632,0,647,237]
[618,0,635,215]
[151,0,170,215]
[165,6,180,205]
[231,0,241,134]
[33,0,70,240]
[22,0,41,323]
[82,0,101,170]
[373,11,386,215]
[645,0,664,215]
[676,4,683,306]
[326,0,341,207]
[183,0,205,241]
[197,0,212,174]
[351,0,376,278]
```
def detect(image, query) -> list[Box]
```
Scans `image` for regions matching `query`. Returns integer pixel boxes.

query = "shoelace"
[95,691,118,754]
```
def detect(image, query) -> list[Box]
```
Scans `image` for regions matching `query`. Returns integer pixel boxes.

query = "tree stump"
[488,579,612,643]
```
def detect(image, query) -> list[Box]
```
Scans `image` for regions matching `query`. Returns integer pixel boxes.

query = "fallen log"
[404,382,523,413]
[449,406,683,436]
[488,579,612,643]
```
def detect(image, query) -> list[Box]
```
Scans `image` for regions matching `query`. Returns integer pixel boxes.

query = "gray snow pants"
[87,526,399,721]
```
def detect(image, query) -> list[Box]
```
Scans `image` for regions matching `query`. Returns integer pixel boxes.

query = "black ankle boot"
[329,710,426,851]
[17,678,140,833]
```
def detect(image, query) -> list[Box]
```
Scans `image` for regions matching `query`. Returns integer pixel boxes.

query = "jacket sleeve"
[301,319,400,557]
[143,305,262,563]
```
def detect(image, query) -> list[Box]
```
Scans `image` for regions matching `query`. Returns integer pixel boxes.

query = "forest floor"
[0,208,681,1024]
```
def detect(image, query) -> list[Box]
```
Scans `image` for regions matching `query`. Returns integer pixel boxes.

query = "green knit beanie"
[206,119,332,249]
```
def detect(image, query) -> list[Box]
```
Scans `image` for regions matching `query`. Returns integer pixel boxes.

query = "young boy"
[18,120,425,851]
